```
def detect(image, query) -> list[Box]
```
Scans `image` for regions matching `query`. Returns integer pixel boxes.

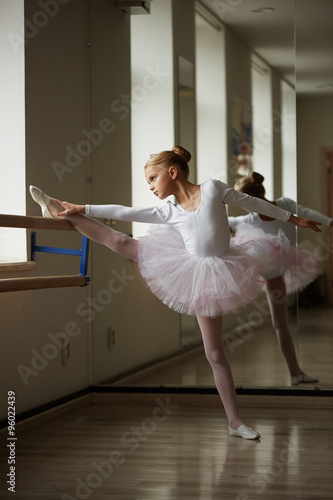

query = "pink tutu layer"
[137,226,270,317]
[233,223,321,294]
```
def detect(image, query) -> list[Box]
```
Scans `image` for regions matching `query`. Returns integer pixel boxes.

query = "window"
[251,55,274,198]
[0,0,26,263]
[281,80,297,199]
[130,0,173,237]
[195,13,227,183]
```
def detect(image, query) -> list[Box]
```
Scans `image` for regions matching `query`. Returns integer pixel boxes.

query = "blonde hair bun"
[172,145,191,163]
[145,146,191,178]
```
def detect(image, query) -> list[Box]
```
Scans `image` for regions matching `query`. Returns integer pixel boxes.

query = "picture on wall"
[231,95,253,176]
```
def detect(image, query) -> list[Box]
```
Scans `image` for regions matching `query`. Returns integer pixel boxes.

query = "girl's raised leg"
[196,314,260,439]
[30,187,138,262]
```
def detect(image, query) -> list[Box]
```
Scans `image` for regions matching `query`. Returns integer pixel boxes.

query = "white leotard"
[86,179,291,258]
[228,197,332,246]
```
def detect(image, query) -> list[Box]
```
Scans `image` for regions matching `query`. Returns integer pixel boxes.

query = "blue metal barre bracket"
[31,232,90,286]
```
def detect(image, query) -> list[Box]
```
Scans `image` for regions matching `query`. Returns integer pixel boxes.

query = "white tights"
[265,275,303,377]
[196,315,242,429]
[47,198,139,262]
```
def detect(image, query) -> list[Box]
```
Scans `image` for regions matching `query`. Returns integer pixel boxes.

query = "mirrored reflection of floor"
[110,307,333,390]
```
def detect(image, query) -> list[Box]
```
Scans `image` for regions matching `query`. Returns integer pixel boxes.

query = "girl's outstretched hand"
[53,198,85,216]
[297,217,322,232]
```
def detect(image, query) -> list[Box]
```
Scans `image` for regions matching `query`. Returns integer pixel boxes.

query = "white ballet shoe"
[228,424,261,440]
[291,373,318,385]
[29,186,53,218]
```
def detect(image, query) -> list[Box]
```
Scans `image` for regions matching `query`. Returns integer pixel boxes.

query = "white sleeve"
[220,183,291,222]
[85,203,171,224]
[281,198,333,226]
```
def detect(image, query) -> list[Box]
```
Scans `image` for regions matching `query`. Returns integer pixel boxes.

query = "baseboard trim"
[94,390,333,409]
[0,389,93,433]
[1,386,332,435]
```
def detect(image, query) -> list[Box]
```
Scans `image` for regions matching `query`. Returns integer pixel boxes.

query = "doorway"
[321,148,333,304]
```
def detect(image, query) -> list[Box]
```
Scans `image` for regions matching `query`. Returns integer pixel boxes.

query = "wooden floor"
[1,395,333,499]
[1,307,332,499]
[111,307,333,389]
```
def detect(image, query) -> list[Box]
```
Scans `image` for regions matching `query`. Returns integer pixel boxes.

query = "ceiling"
[199,0,333,95]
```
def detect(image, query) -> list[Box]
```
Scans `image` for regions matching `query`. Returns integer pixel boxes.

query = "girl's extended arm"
[222,187,322,232]
[282,199,333,228]
[54,198,171,224]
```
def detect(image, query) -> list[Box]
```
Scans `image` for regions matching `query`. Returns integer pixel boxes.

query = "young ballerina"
[29,146,322,439]
[229,171,333,385]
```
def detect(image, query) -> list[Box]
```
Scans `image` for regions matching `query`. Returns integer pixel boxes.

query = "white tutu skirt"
[233,223,321,294]
[137,226,270,318]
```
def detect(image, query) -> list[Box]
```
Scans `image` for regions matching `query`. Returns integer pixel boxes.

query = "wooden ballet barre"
[0,275,88,293]
[0,214,90,293]
[0,214,75,231]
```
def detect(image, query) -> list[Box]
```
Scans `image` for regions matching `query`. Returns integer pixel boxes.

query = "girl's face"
[145,164,175,199]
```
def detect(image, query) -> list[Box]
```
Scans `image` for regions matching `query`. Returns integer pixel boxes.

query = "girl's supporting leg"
[47,197,139,262]
[196,314,260,439]
[265,275,303,377]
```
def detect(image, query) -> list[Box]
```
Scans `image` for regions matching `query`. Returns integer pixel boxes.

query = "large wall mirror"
[294,0,333,391]
[109,0,333,392]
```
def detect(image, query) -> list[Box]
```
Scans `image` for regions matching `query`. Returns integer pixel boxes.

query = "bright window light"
[195,13,227,184]
[0,0,27,263]
[251,56,274,198]
[130,0,174,238]
[281,80,297,199]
